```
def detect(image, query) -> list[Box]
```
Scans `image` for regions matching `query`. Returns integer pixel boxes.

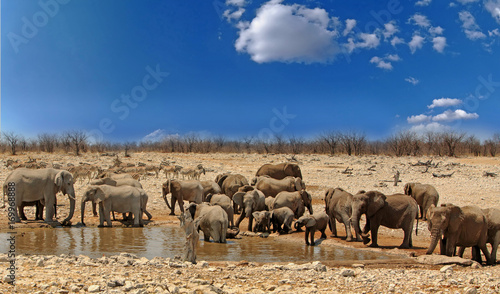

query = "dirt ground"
[0,152,499,293]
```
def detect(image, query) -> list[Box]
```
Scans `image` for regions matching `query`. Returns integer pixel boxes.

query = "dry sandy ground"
[0,152,499,293]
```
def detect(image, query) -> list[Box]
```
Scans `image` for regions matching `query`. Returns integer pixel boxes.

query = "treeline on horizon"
[1,130,499,158]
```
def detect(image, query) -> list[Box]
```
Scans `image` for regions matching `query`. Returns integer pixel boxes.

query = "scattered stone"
[341,269,355,277]
[416,255,473,266]
[352,264,365,269]
[88,285,100,293]
[464,286,478,294]
[440,265,454,274]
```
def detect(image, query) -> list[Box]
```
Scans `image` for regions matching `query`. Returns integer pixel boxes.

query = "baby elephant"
[295,212,329,246]
[271,207,294,234]
[252,211,272,233]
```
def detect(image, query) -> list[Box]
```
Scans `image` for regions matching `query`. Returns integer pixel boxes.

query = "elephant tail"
[415,215,419,236]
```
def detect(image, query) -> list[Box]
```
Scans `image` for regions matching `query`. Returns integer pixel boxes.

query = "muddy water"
[0,227,398,262]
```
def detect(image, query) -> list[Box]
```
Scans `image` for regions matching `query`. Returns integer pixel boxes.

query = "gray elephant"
[255,162,302,179]
[252,211,272,233]
[205,193,234,227]
[3,168,76,224]
[324,187,361,242]
[294,211,329,246]
[200,181,221,201]
[215,173,249,213]
[162,179,203,215]
[81,185,146,227]
[233,187,266,231]
[187,203,228,243]
[426,204,493,264]
[404,182,439,220]
[252,176,305,198]
[351,191,418,249]
[271,190,313,219]
[271,207,294,234]
[89,177,143,218]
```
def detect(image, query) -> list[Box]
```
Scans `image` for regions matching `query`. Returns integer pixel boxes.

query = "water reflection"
[0,228,396,262]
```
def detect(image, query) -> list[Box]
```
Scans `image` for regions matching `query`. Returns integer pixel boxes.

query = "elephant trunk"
[162,191,172,210]
[307,204,313,215]
[426,228,441,255]
[351,211,363,239]
[62,192,76,225]
[81,200,86,226]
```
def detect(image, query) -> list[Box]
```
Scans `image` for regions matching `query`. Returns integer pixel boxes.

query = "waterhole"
[1,227,397,262]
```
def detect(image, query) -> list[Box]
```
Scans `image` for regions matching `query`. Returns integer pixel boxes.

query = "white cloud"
[405,77,420,85]
[428,98,463,109]
[343,19,357,36]
[370,56,392,70]
[456,0,479,3]
[383,21,399,39]
[386,54,401,61]
[235,1,340,63]
[432,36,447,52]
[458,11,486,40]
[408,114,431,124]
[429,26,444,35]
[409,34,425,53]
[484,0,500,23]
[490,28,500,37]
[224,8,245,21]
[226,0,246,7]
[432,109,479,121]
[416,0,432,6]
[391,36,405,46]
[410,122,450,133]
[345,33,380,53]
[409,13,431,27]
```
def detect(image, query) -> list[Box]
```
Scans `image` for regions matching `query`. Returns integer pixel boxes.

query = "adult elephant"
[255,162,302,179]
[3,168,76,224]
[81,185,146,227]
[272,190,313,219]
[89,177,143,217]
[162,179,203,215]
[251,176,305,198]
[200,181,221,201]
[324,188,361,242]
[426,204,493,264]
[233,187,266,231]
[187,203,228,243]
[351,191,418,249]
[404,182,439,220]
[215,173,249,213]
[205,193,234,227]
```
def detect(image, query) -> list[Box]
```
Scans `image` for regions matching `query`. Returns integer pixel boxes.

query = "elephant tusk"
[67,194,76,201]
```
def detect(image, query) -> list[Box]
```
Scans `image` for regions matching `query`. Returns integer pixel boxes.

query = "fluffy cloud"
[408,13,431,27]
[224,8,245,21]
[429,26,444,35]
[345,33,380,53]
[383,21,399,39]
[458,11,486,40]
[428,98,463,109]
[405,77,420,85]
[391,36,405,46]
[490,28,500,37]
[432,36,447,53]
[370,54,401,70]
[432,109,479,121]
[416,0,432,6]
[408,114,431,124]
[343,19,357,36]
[235,1,340,63]
[408,35,425,53]
[410,122,450,133]
[484,0,500,23]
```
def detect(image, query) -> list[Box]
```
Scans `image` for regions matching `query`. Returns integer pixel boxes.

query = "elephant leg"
[35,202,44,221]
[492,236,499,264]
[133,209,142,227]
[44,196,55,223]
[98,204,105,227]
[144,209,153,221]
[18,205,28,221]
[457,246,466,257]
[445,237,457,257]
[169,195,177,215]
[471,246,482,263]
[248,214,254,232]
[341,214,354,241]
[330,218,337,237]
[235,210,246,229]
[478,244,493,265]
[310,228,316,246]
[368,225,380,247]
[320,228,327,239]
[305,228,310,245]
[400,227,412,249]
[440,237,447,255]
[92,203,98,217]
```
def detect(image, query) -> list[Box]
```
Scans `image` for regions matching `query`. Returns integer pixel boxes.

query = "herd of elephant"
[3,162,499,265]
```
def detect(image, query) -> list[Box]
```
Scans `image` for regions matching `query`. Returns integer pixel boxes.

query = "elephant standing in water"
[255,162,302,179]
[187,203,228,243]
[3,168,76,225]
[426,204,493,264]
[294,212,329,246]
[351,191,418,249]
[162,179,203,215]
[404,182,439,220]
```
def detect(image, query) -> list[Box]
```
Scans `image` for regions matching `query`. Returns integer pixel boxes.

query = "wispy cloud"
[408,13,431,28]
[370,54,401,70]
[410,122,450,133]
[428,98,463,109]
[458,11,486,40]
[416,0,432,6]
[484,0,500,24]
[405,77,420,85]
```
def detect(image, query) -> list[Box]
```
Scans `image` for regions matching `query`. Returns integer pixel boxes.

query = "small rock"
[464,287,477,294]
[3,274,13,283]
[352,264,365,269]
[88,285,100,293]
[440,265,454,273]
[470,261,481,269]
[124,281,135,291]
[36,259,44,267]
[341,269,355,277]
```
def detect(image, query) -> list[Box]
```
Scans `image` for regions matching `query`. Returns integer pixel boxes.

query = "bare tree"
[63,130,88,156]
[288,135,304,154]
[3,132,21,155]
[320,131,339,156]
[183,134,199,153]
[442,132,466,157]
[340,131,365,156]
[38,133,58,153]
[464,135,481,156]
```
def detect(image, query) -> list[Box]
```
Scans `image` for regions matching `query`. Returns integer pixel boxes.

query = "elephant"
[187,203,228,243]
[3,168,76,224]
[200,181,222,201]
[162,179,203,215]
[233,188,266,231]
[252,211,272,233]
[270,207,294,234]
[404,182,439,220]
[215,173,249,213]
[457,208,500,264]
[251,176,305,198]
[324,187,361,242]
[271,190,313,219]
[351,191,418,249]
[255,162,302,179]
[426,204,493,264]
[294,211,329,246]
[89,177,143,218]
[205,193,234,227]
[81,185,146,227]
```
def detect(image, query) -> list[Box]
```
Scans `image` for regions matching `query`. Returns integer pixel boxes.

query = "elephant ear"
[205,193,213,203]
[252,211,261,220]
[187,203,198,219]
[93,187,106,204]
[404,183,411,195]
[447,205,464,233]
[104,178,118,186]
[305,217,316,228]
[426,204,436,221]
[284,163,294,176]
[366,191,387,217]
[294,178,305,191]
[233,192,245,208]
[171,180,182,192]
[300,190,312,206]
[216,174,228,188]
[54,170,65,191]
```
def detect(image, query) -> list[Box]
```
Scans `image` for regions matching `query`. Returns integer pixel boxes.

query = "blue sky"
[2,0,500,143]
